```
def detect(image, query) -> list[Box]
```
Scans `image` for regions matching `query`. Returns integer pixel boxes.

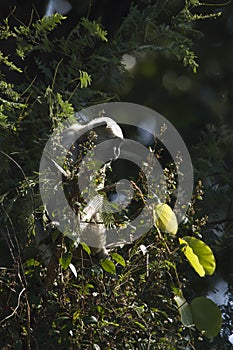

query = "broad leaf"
[179,236,216,277]
[100,259,116,274]
[190,297,222,338]
[80,242,91,255]
[179,238,205,277]
[110,252,126,267]
[153,203,178,235]
[182,236,216,275]
[174,295,194,327]
[59,252,72,270]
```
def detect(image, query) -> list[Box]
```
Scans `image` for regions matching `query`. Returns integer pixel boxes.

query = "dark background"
[120,3,233,147]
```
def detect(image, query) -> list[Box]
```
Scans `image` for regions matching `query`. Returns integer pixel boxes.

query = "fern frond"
[79,70,92,89]
[81,18,108,42]
[32,13,65,37]
[0,51,22,72]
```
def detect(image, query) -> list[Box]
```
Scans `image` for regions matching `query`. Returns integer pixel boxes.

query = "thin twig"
[0,287,25,324]
[0,150,35,214]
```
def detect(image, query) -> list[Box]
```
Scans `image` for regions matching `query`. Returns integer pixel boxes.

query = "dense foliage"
[0,1,231,349]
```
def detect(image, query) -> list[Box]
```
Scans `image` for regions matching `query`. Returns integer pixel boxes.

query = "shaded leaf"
[174,295,194,327]
[59,252,72,270]
[190,297,222,338]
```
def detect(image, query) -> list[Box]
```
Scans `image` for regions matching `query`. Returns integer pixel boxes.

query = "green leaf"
[79,70,92,88]
[100,258,116,274]
[174,295,194,327]
[59,252,72,270]
[133,320,147,330]
[190,297,222,338]
[110,252,126,267]
[179,238,205,277]
[73,310,80,322]
[153,203,178,235]
[183,236,216,275]
[32,13,65,37]
[56,93,74,117]
[174,294,222,337]
[81,18,108,42]
[80,242,91,255]
[0,51,22,72]
[179,236,216,276]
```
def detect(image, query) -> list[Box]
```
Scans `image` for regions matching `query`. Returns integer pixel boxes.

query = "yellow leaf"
[182,236,216,276]
[179,238,205,277]
[154,203,178,235]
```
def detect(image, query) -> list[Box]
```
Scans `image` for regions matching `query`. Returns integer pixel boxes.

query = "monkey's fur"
[36,116,124,288]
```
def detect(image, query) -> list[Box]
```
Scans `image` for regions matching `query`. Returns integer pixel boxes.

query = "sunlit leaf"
[179,238,205,277]
[81,18,108,42]
[73,310,80,322]
[79,70,92,89]
[133,320,147,330]
[80,242,91,255]
[100,258,116,274]
[182,236,216,275]
[179,236,216,277]
[190,297,222,338]
[110,252,126,267]
[153,203,178,235]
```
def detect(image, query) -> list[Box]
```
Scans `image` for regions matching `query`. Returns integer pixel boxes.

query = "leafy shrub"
[0,2,225,349]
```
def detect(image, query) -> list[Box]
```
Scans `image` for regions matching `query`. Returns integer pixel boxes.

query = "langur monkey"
[61,116,124,257]
[36,116,124,286]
